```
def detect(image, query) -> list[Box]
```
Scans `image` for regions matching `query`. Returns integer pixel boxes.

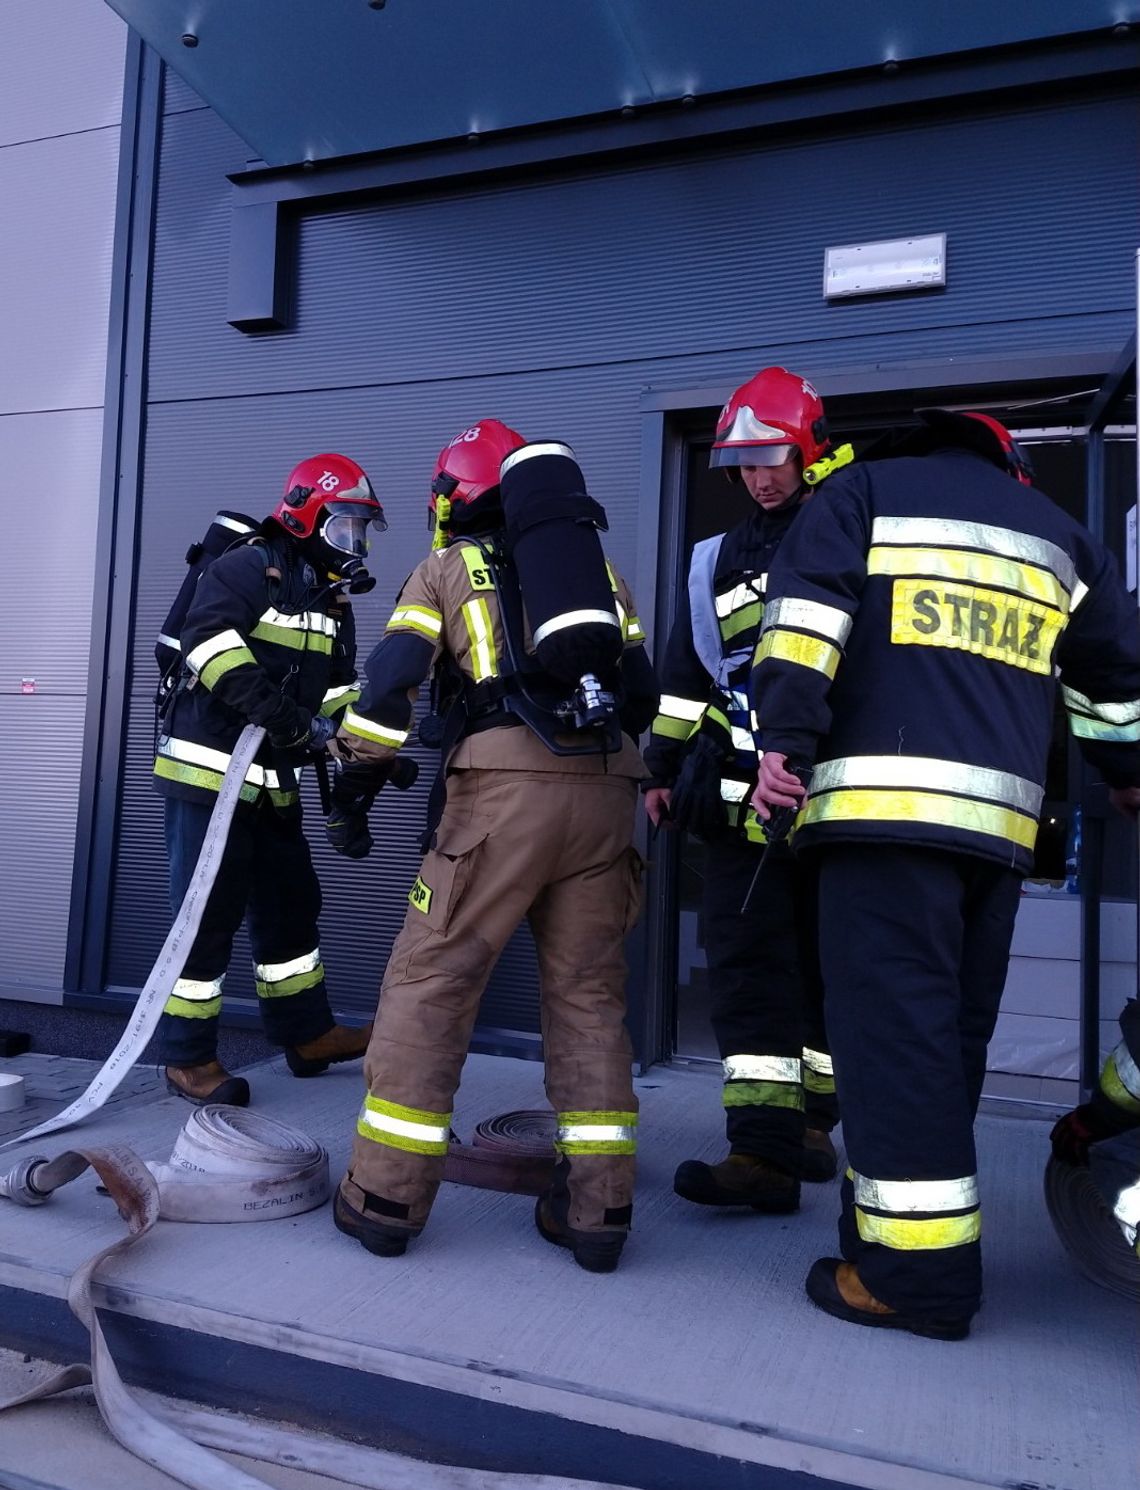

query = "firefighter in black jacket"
[153,453,386,1105]
[644,367,851,1213]
[751,411,1140,1338]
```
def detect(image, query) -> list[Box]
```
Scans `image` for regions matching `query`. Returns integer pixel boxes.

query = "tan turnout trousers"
[344,759,643,1235]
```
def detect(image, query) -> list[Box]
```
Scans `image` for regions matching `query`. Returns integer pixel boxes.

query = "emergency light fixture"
[824,234,946,299]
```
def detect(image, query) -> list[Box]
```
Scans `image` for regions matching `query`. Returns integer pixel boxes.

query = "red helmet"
[711,367,830,472]
[430,419,525,529]
[274,453,384,538]
[919,411,1035,487]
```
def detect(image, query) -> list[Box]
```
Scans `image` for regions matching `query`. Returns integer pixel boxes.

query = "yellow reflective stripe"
[156,735,283,789]
[250,620,333,653]
[1061,687,1140,725]
[624,613,646,643]
[555,1110,638,1153]
[811,755,1042,817]
[763,597,853,647]
[724,1054,801,1083]
[1101,1045,1140,1114]
[856,1208,981,1250]
[723,1081,804,1110]
[154,756,262,803]
[868,545,1070,612]
[342,707,409,747]
[651,714,691,741]
[164,994,223,1020]
[755,628,841,679]
[199,645,259,689]
[870,516,1078,594]
[803,788,1038,849]
[704,704,732,734]
[256,606,337,637]
[889,578,1064,677]
[853,1172,978,1213]
[388,605,443,640]
[358,1095,451,1155]
[462,598,497,681]
[1063,687,1140,742]
[720,601,764,642]
[1067,713,1140,743]
[319,684,360,717]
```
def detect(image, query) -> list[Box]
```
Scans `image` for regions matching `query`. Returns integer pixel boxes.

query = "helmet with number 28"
[430,419,526,534]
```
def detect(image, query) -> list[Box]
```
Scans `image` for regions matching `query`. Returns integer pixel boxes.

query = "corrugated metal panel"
[0,128,121,414]
[0,0,125,148]
[105,85,1135,1035]
[0,697,85,991]
[162,69,208,117]
[147,91,1138,404]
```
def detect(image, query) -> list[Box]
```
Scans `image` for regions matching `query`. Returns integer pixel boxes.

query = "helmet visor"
[321,509,387,558]
[709,442,797,470]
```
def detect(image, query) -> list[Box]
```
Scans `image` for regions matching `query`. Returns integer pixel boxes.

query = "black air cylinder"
[499,442,623,683]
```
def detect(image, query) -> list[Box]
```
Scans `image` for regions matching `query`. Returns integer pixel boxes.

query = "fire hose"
[1044,1154,1140,1301]
[443,1110,557,1195]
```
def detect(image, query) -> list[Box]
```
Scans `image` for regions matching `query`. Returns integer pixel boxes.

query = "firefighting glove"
[325,808,373,860]
[323,758,392,860]
[668,733,729,840]
[266,705,333,753]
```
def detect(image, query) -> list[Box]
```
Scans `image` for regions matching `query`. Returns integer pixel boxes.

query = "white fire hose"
[0,725,635,1490]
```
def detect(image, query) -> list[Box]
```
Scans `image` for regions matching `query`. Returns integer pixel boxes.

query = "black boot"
[801,1128,839,1183]
[333,1182,418,1258]
[534,1159,628,1273]
[805,1258,971,1341]
[673,1152,800,1213]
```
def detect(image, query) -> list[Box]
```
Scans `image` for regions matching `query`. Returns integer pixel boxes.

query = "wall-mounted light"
[824,234,946,299]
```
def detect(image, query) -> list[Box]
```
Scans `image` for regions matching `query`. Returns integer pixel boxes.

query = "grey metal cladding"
[147,91,1138,406]
[0,696,86,990]
[1,0,125,148]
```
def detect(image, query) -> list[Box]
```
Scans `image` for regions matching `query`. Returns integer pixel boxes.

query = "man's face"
[739,454,803,511]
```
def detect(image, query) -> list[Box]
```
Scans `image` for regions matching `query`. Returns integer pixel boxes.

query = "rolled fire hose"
[1043,1155,1140,1301]
[0,1110,635,1490]
[443,1110,557,1196]
[0,725,266,1153]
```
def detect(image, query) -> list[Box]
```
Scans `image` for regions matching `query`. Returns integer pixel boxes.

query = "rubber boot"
[673,1152,800,1213]
[534,1160,628,1273]
[285,1022,373,1078]
[801,1128,839,1183]
[165,1060,250,1107]
[805,1258,971,1341]
[333,1178,420,1258]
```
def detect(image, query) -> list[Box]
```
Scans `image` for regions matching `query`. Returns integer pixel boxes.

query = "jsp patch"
[890,578,1064,675]
[408,875,433,913]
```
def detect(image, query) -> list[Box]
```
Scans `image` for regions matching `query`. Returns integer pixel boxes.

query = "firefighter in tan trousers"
[330,425,660,1272]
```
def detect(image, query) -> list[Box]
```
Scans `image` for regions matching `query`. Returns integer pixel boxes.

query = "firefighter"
[751,410,1140,1338]
[330,423,659,1272]
[153,454,386,1105]
[644,367,851,1214]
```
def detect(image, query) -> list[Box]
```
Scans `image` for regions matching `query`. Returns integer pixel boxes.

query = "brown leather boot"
[285,1022,373,1077]
[802,1128,839,1183]
[673,1152,800,1213]
[165,1060,250,1107]
[805,1258,971,1340]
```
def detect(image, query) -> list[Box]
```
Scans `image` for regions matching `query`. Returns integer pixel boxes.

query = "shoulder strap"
[688,534,727,679]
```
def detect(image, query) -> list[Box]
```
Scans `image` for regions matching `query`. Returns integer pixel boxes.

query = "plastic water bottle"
[1064,807,1082,894]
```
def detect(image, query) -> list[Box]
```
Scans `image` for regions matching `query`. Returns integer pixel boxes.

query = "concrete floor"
[0,1051,1136,1490]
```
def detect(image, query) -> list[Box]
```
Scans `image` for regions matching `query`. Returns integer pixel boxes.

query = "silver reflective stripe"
[322,683,357,705]
[533,609,621,645]
[157,735,280,789]
[762,596,852,646]
[556,1123,637,1145]
[730,725,755,753]
[723,1055,801,1083]
[1113,1176,1140,1248]
[853,1171,978,1214]
[1113,1041,1140,1101]
[811,755,1042,816]
[214,513,257,535]
[358,1107,450,1145]
[170,975,224,1003]
[186,628,248,674]
[659,694,705,722]
[802,1047,834,1075]
[342,708,408,747]
[500,441,574,476]
[715,579,764,618]
[1070,579,1089,612]
[720,779,750,803]
[1062,687,1140,725]
[255,949,321,984]
[870,515,1078,593]
[157,632,181,652]
[258,607,337,638]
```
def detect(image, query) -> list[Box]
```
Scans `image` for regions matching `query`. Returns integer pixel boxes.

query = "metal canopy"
[103,0,1138,167]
